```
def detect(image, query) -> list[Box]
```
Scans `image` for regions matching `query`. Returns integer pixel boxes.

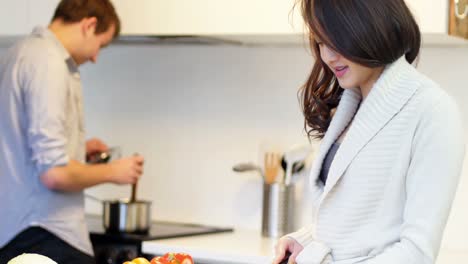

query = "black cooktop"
[86,215,233,243]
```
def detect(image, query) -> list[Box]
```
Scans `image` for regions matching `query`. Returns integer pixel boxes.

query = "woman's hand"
[272,237,304,264]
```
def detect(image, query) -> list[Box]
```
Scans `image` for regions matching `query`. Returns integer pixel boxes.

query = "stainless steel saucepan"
[86,150,151,233]
[102,198,151,234]
[86,185,151,234]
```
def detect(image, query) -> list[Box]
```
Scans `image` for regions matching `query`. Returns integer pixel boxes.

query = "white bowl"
[8,253,57,264]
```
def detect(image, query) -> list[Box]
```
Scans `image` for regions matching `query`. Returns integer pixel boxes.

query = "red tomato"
[162,253,194,264]
[150,256,169,264]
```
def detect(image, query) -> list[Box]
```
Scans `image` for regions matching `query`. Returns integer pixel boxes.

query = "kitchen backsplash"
[0,43,467,249]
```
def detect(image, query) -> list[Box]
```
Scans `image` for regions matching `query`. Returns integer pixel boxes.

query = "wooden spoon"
[130,153,140,202]
[264,152,280,184]
[130,181,137,202]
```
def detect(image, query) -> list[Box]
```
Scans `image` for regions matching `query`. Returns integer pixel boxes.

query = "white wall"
[80,44,315,231]
[1,43,467,250]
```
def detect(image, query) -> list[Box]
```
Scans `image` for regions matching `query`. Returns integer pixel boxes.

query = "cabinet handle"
[454,0,468,19]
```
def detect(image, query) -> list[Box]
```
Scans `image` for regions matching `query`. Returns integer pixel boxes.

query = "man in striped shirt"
[0,1,144,263]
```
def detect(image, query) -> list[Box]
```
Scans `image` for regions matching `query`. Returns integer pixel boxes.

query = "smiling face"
[316,40,384,95]
[297,0,421,138]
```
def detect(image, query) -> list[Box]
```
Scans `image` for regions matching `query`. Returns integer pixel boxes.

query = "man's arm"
[40,155,144,192]
[21,47,145,192]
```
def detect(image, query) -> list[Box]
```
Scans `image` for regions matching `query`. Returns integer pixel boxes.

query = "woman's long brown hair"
[297,0,421,139]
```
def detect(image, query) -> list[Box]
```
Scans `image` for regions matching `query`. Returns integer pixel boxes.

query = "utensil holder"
[262,183,294,237]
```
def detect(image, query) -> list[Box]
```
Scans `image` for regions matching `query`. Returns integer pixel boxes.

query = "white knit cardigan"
[287,56,465,264]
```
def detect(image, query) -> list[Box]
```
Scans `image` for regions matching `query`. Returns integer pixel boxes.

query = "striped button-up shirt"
[0,27,92,255]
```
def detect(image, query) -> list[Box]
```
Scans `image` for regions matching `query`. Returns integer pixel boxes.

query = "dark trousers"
[0,226,95,264]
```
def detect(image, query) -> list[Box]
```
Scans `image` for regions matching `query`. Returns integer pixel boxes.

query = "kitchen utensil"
[232,162,263,177]
[131,182,137,202]
[454,0,468,19]
[7,253,57,264]
[280,156,305,175]
[279,251,292,264]
[131,152,141,203]
[86,146,121,164]
[103,198,151,234]
[264,152,280,184]
[283,145,312,185]
[262,183,295,238]
[85,193,151,234]
[102,153,150,234]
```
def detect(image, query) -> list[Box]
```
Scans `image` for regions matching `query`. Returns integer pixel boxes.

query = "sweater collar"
[310,56,420,197]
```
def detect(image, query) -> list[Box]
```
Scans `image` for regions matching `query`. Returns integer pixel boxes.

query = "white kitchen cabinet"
[0,0,29,36]
[5,0,451,35]
[404,0,467,45]
[113,0,466,45]
[112,0,303,35]
[0,0,466,45]
[406,0,449,34]
[112,0,452,36]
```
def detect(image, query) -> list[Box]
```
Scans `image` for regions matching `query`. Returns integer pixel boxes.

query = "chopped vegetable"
[125,253,194,264]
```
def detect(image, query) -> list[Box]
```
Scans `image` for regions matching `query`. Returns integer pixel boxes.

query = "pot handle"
[85,193,103,203]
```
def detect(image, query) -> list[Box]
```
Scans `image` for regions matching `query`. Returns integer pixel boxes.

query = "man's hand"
[40,155,145,192]
[108,155,145,184]
[86,138,108,156]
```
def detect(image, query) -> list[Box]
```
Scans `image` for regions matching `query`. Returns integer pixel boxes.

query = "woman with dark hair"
[273,0,465,263]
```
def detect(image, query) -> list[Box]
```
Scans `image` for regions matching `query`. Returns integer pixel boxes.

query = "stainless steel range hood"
[115,35,244,46]
[114,34,308,47]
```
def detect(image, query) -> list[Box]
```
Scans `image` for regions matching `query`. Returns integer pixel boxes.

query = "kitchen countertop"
[143,229,274,264]
[142,230,468,264]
